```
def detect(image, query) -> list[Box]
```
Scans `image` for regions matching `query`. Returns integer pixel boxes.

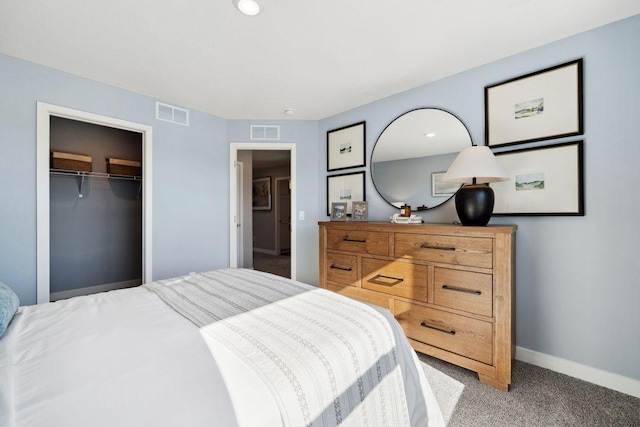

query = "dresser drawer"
[326,253,358,286]
[434,268,493,317]
[326,283,393,311]
[394,233,493,268]
[327,229,389,256]
[362,258,427,301]
[394,300,493,365]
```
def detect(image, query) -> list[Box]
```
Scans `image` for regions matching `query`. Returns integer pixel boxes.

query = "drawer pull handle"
[368,274,404,286]
[330,265,352,272]
[343,238,366,243]
[420,244,455,251]
[442,285,482,295]
[420,322,456,335]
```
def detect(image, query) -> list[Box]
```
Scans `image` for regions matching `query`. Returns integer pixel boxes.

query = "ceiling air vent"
[251,125,280,140]
[155,102,189,126]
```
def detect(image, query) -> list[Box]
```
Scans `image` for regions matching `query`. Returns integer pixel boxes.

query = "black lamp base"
[455,184,495,226]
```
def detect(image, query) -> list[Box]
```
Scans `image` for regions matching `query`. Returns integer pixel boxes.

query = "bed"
[0,268,444,426]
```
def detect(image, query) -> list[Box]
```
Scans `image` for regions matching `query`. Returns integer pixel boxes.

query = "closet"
[49,117,143,301]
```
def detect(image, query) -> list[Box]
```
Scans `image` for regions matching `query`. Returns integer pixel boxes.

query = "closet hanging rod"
[50,169,142,182]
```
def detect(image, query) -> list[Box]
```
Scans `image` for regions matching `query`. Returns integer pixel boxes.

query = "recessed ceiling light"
[234,0,260,16]
[424,132,436,138]
[284,108,295,116]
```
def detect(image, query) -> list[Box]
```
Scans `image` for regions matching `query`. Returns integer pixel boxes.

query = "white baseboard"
[516,346,640,398]
[50,279,141,301]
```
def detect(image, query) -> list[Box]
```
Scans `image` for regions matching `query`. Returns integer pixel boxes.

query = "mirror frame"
[370,107,472,212]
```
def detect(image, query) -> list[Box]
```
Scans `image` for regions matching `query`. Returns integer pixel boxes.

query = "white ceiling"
[0,0,637,120]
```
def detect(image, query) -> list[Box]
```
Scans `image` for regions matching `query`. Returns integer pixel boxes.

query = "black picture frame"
[252,176,271,211]
[485,59,583,148]
[326,171,366,216]
[490,141,584,216]
[327,121,366,172]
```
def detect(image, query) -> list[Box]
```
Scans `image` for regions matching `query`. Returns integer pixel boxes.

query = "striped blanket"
[144,268,410,427]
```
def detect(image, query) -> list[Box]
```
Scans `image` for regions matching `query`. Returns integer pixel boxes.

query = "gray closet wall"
[49,117,142,296]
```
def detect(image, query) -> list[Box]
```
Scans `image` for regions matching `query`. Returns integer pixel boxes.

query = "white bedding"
[0,269,444,427]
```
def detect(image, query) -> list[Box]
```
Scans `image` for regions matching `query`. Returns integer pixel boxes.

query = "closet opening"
[36,102,153,304]
[49,117,143,301]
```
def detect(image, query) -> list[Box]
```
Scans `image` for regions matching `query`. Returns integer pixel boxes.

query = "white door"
[236,161,244,267]
[276,177,291,255]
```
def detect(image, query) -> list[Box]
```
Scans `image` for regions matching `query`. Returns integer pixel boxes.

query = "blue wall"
[0,53,229,305]
[319,16,640,380]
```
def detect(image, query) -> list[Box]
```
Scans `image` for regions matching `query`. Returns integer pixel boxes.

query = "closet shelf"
[50,169,142,198]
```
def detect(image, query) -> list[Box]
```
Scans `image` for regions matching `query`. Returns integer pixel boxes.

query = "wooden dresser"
[318,221,516,391]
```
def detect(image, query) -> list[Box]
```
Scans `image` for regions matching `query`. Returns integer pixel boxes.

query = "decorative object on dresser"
[442,145,509,226]
[326,121,366,172]
[485,58,584,148]
[319,221,516,391]
[330,202,347,221]
[351,201,368,221]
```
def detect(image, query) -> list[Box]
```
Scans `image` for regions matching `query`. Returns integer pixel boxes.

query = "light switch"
[298,211,305,220]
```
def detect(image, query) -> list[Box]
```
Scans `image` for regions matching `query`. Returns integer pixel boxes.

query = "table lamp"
[442,146,509,226]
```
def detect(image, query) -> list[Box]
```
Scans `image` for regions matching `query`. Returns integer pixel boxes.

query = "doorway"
[36,102,153,304]
[229,143,296,280]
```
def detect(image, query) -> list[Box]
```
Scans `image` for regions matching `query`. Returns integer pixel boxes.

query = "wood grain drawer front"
[434,268,493,317]
[362,258,427,301]
[326,283,393,311]
[326,253,358,286]
[394,300,493,365]
[394,233,493,268]
[327,230,389,256]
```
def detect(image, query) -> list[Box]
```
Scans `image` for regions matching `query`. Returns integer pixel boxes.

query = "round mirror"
[371,108,472,211]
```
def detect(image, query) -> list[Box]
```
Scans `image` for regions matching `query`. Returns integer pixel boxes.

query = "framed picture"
[432,172,460,197]
[252,177,271,210]
[490,141,584,216]
[327,121,366,172]
[330,202,348,221]
[327,171,365,216]
[485,59,583,148]
[352,201,369,221]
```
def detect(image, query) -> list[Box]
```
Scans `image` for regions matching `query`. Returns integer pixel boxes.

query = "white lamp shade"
[442,146,509,184]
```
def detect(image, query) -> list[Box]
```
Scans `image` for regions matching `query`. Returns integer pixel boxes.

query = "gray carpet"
[252,252,291,278]
[418,353,639,426]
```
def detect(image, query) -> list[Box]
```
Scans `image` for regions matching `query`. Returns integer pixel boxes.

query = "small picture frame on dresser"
[330,202,347,221]
[351,201,368,221]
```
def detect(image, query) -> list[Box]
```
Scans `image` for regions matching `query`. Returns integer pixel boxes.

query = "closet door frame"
[36,102,153,304]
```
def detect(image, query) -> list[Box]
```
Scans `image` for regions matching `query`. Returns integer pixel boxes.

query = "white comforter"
[0,269,444,427]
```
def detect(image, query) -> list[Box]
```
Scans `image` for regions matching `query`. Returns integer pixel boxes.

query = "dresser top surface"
[318,221,516,236]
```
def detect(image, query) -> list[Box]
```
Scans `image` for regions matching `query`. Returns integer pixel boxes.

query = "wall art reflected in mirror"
[371,108,472,211]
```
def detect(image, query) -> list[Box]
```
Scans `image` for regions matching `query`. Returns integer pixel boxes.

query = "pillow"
[0,281,20,338]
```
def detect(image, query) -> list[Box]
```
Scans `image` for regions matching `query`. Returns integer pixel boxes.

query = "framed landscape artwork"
[327,121,366,172]
[485,59,583,148]
[490,141,584,216]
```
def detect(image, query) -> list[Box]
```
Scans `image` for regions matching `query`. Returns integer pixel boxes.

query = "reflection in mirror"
[371,108,472,211]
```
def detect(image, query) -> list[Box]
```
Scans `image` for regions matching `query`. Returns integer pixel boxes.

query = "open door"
[276,177,291,255]
[229,142,296,280]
